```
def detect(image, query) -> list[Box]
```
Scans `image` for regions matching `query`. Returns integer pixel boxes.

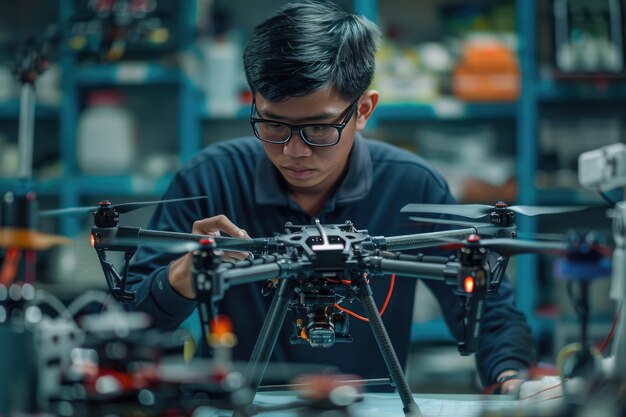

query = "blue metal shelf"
[0,178,64,196]
[536,188,622,206]
[0,100,59,120]
[0,175,173,198]
[75,63,182,86]
[374,101,518,121]
[201,104,250,120]
[201,101,518,122]
[536,81,626,101]
[71,174,173,196]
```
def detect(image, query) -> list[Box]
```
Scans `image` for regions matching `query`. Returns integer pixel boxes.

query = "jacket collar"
[254,134,372,208]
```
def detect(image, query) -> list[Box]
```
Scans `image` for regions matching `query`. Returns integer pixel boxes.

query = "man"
[127,0,531,394]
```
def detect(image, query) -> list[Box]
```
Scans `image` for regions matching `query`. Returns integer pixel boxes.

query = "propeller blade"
[97,233,268,253]
[39,206,97,217]
[401,203,491,219]
[98,238,203,253]
[479,239,568,257]
[509,205,586,216]
[402,203,587,220]
[114,196,208,214]
[410,237,568,256]
[516,232,568,241]
[39,196,208,217]
[408,216,488,229]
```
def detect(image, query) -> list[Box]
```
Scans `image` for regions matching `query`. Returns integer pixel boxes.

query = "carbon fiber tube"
[137,228,269,252]
[220,262,285,286]
[245,279,298,392]
[355,275,421,417]
[377,258,451,281]
[383,228,476,251]
[380,252,450,264]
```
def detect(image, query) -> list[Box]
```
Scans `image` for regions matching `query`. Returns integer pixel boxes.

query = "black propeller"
[408,216,488,229]
[402,201,586,219]
[97,235,269,254]
[39,196,208,217]
[438,236,569,257]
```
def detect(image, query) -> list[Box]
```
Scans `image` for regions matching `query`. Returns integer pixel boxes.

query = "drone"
[40,199,599,417]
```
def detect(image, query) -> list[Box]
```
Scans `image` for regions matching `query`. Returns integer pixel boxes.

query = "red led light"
[210,315,233,337]
[467,234,480,243]
[90,234,95,248]
[464,276,475,293]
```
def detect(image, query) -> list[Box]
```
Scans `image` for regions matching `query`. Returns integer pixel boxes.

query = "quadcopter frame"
[91,212,504,417]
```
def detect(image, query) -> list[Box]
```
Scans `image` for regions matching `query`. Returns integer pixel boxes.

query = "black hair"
[243,0,380,102]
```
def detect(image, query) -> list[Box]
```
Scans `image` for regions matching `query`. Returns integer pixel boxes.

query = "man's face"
[254,89,360,196]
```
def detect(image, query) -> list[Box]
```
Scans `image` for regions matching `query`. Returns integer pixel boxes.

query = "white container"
[201,37,242,117]
[0,66,17,101]
[77,90,137,175]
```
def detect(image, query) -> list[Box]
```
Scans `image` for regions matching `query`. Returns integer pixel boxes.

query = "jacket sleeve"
[474,276,534,384]
[125,170,209,330]
[423,275,533,386]
[416,174,534,386]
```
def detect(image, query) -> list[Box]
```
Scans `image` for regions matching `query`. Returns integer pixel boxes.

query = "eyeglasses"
[250,98,359,147]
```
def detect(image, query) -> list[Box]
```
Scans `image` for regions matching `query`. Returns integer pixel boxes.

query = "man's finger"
[193,214,246,238]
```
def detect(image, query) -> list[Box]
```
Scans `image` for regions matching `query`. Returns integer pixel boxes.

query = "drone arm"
[218,257,308,286]
[367,227,477,251]
[487,256,510,295]
[363,249,490,357]
[137,228,204,242]
[94,247,135,302]
[362,255,459,284]
[136,228,270,254]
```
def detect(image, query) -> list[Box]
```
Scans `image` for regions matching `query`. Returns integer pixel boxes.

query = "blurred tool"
[452,36,519,101]
[553,231,612,395]
[69,0,170,61]
[0,228,71,251]
[553,0,624,76]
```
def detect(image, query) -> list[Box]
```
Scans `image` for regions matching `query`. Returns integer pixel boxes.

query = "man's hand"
[168,215,250,299]
[496,370,524,395]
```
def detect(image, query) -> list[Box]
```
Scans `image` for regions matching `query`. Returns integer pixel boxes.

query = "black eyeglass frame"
[249,98,359,147]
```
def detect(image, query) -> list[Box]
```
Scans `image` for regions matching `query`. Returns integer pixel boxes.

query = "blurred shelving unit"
[370,102,517,122]
[1,0,621,350]
[56,0,198,235]
[516,0,624,352]
[0,100,59,120]
[0,1,196,233]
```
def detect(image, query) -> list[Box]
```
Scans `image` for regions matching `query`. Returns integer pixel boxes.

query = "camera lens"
[307,324,335,348]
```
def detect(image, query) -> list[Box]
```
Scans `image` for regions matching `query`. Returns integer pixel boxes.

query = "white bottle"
[77,90,137,175]
[201,37,242,117]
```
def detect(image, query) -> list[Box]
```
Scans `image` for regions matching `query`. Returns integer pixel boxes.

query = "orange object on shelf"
[452,40,520,101]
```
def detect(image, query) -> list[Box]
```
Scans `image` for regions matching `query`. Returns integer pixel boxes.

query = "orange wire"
[0,248,21,285]
[335,274,396,323]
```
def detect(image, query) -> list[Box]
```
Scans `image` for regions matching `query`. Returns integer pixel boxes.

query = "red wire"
[25,250,36,284]
[537,394,565,403]
[335,274,395,323]
[599,303,621,353]
[518,382,563,401]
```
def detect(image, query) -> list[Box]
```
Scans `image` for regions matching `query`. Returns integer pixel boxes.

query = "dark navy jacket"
[126,135,533,386]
